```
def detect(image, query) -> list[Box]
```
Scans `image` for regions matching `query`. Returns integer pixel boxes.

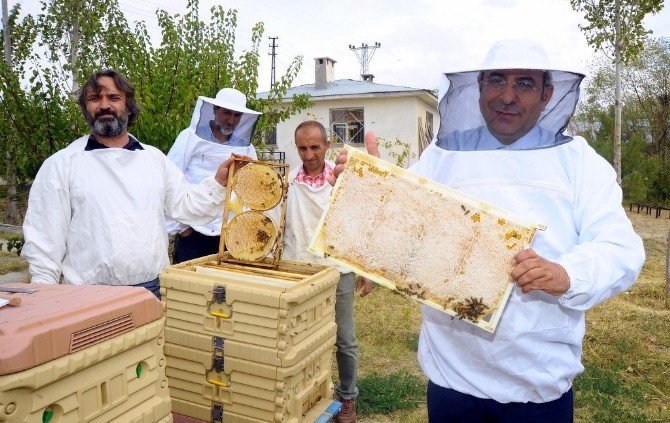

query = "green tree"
[0,0,311,224]
[572,37,670,204]
[570,0,663,185]
[116,0,311,151]
[1,3,79,224]
[37,0,133,96]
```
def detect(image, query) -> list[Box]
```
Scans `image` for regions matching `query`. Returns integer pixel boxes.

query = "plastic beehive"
[160,256,340,422]
[166,334,333,422]
[0,283,171,423]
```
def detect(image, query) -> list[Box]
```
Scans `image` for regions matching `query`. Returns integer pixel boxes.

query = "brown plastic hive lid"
[309,147,545,333]
[0,283,163,375]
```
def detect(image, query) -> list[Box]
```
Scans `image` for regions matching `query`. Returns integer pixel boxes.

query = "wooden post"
[665,227,669,308]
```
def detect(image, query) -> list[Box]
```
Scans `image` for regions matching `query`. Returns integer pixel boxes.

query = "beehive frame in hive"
[309,147,546,332]
[218,157,289,268]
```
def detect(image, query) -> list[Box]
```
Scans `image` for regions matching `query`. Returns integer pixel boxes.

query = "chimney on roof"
[315,57,336,89]
[362,73,374,83]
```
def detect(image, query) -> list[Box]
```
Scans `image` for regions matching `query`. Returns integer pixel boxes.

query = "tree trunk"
[2,0,10,69]
[69,17,80,96]
[2,0,20,225]
[666,227,670,308]
[3,152,20,225]
[613,0,623,186]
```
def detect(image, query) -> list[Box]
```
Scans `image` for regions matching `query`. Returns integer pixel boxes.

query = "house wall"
[271,95,438,172]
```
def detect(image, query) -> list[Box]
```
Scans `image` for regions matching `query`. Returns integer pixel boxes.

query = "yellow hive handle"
[207,378,230,388]
[209,310,231,318]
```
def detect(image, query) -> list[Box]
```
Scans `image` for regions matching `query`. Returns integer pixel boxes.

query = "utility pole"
[349,42,381,80]
[268,36,278,89]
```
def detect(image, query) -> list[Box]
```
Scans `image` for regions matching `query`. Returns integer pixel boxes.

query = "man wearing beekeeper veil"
[166,88,261,263]
[356,39,645,421]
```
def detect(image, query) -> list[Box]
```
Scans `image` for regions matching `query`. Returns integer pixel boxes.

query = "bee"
[407,283,427,299]
[460,204,471,215]
[452,297,489,323]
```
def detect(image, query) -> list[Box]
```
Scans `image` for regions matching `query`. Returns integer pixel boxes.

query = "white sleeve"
[247,144,258,160]
[162,154,226,225]
[557,150,645,310]
[21,157,70,284]
[165,130,192,235]
[166,129,193,172]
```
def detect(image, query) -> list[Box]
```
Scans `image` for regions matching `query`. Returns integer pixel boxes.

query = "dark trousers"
[427,380,573,423]
[173,230,221,264]
[134,277,161,299]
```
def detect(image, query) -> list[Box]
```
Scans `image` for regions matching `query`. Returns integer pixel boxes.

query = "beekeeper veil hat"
[190,88,261,146]
[435,39,585,150]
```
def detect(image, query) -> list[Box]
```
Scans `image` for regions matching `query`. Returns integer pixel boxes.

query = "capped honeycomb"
[309,147,545,332]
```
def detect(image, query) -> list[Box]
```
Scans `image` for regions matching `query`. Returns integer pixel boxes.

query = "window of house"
[330,108,364,144]
[265,126,277,145]
[425,111,434,139]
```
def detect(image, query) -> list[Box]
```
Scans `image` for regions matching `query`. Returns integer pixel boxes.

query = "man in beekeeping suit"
[22,70,249,299]
[331,39,645,422]
[166,88,261,263]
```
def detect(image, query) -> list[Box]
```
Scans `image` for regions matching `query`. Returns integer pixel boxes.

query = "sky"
[10,0,670,92]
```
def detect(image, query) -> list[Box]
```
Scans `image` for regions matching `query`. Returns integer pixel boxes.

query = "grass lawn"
[347,211,670,422]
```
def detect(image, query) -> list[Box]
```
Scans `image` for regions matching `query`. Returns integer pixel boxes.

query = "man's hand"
[215,154,253,186]
[355,275,374,297]
[327,131,380,186]
[510,248,570,296]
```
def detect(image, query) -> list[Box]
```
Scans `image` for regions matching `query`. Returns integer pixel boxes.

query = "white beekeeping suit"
[411,39,645,404]
[166,89,261,237]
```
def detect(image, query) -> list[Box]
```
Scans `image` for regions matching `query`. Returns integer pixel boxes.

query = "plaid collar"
[295,162,333,188]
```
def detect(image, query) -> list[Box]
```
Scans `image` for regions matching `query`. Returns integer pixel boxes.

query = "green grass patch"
[0,231,23,240]
[574,364,656,422]
[357,371,426,416]
[0,251,28,274]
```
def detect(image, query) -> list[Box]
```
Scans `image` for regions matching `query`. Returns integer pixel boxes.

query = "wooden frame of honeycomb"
[218,157,289,268]
[309,147,545,332]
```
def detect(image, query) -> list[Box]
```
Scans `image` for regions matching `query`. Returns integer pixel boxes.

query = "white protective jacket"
[283,163,350,274]
[414,40,645,403]
[22,135,226,286]
[166,94,259,236]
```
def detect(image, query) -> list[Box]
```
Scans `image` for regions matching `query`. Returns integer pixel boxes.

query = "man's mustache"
[490,102,521,115]
[95,109,118,119]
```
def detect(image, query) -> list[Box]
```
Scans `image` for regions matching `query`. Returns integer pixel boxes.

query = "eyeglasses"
[482,77,541,95]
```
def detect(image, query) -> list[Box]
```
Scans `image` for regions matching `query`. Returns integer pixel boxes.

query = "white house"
[257,57,439,170]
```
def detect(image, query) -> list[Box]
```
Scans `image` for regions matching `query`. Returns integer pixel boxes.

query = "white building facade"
[257,58,439,170]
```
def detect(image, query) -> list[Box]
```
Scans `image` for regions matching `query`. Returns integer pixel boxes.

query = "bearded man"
[166,88,261,263]
[21,69,247,297]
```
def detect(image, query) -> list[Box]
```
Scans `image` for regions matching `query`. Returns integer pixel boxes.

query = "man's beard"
[88,109,129,137]
[216,124,234,137]
[213,118,235,137]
